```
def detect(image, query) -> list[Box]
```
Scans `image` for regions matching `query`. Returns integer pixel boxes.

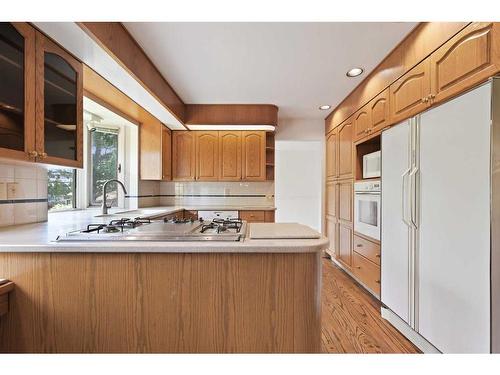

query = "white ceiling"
[123,22,417,122]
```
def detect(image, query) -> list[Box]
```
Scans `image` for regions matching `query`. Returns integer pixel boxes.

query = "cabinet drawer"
[239,210,266,222]
[353,234,380,265]
[352,252,380,296]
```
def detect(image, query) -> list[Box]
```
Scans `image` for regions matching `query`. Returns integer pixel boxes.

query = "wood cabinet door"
[338,223,352,267]
[325,216,337,258]
[370,88,390,132]
[35,31,83,168]
[140,121,162,180]
[325,130,337,180]
[389,59,431,124]
[239,210,266,223]
[172,131,196,181]
[0,23,36,163]
[353,105,371,141]
[264,210,275,223]
[326,181,337,218]
[242,131,266,181]
[338,179,353,223]
[195,131,219,180]
[219,131,242,180]
[337,119,353,179]
[161,126,172,180]
[431,22,499,105]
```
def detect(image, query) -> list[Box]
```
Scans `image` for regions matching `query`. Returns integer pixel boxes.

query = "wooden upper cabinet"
[242,131,266,181]
[219,131,242,181]
[35,31,83,168]
[370,88,390,132]
[337,119,353,179]
[389,59,431,124]
[353,105,371,141]
[172,131,196,181]
[195,131,219,181]
[430,22,500,105]
[161,126,172,180]
[0,22,36,162]
[325,130,337,180]
[140,120,163,180]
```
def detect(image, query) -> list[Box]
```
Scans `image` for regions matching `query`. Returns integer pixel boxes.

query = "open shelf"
[355,134,381,181]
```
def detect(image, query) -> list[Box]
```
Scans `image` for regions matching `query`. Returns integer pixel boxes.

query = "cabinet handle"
[356,244,363,247]
[375,280,381,284]
[355,266,361,269]
[39,152,48,159]
[27,151,38,159]
[429,94,435,102]
[376,254,381,258]
[421,97,428,103]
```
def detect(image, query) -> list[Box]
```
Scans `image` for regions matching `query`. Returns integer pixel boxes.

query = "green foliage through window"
[48,168,76,212]
[91,130,118,206]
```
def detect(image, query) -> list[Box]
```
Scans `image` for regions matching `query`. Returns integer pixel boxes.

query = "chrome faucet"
[102,179,128,215]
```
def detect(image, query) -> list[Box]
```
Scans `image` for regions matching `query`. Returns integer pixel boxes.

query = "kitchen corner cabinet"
[389,59,431,124]
[161,126,172,180]
[430,22,500,106]
[219,131,242,181]
[195,131,219,181]
[1,23,83,168]
[337,119,353,179]
[242,131,266,181]
[172,131,196,181]
[325,130,337,180]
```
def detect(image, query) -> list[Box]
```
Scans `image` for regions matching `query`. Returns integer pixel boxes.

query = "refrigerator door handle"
[409,168,419,229]
[402,168,411,227]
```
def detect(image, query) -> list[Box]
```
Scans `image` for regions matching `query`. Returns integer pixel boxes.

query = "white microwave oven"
[363,150,381,179]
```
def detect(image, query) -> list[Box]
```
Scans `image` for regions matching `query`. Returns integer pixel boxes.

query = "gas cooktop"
[55,216,247,242]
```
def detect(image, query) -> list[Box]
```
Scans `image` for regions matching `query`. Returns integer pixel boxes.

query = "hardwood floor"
[321,257,420,353]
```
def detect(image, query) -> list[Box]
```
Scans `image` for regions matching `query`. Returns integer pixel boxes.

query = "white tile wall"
[158,181,275,207]
[0,161,48,227]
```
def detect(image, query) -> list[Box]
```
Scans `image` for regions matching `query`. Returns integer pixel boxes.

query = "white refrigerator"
[381,81,497,353]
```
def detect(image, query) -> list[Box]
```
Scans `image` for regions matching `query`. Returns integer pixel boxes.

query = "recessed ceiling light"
[319,105,331,110]
[346,67,364,77]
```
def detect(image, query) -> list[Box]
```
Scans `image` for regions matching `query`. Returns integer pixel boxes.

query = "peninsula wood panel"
[430,22,500,105]
[242,131,266,181]
[161,126,172,180]
[0,22,36,163]
[325,22,469,133]
[172,131,196,181]
[186,104,278,126]
[389,59,431,123]
[78,22,186,123]
[0,252,321,353]
[219,131,242,181]
[195,131,219,180]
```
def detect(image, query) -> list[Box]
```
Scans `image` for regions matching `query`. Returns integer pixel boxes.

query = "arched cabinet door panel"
[242,131,265,181]
[35,32,83,168]
[219,131,242,181]
[172,131,196,181]
[195,131,219,181]
[0,22,36,162]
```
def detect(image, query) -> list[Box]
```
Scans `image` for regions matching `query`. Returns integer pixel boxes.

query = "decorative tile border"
[0,198,48,205]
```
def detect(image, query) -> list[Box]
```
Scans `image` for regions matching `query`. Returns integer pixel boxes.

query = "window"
[89,127,120,207]
[47,167,76,212]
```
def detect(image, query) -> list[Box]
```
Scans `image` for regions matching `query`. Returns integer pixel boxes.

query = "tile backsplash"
[0,161,48,227]
[157,181,275,207]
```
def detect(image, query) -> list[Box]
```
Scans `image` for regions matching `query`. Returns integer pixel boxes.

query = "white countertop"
[0,206,327,253]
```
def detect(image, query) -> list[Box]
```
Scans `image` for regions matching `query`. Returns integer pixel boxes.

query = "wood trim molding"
[78,22,186,124]
[325,22,470,133]
[186,104,278,126]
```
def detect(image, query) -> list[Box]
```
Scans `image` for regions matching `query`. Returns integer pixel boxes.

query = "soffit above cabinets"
[32,22,187,131]
[123,22,417,122]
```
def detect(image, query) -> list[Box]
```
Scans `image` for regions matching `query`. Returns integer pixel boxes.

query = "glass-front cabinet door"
[0,22,36,161]
[35,32,83,168]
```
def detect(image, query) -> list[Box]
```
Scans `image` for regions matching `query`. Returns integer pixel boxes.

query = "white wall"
[275,119,324,231]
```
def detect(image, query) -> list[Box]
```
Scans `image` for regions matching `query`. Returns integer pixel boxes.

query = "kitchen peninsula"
[0,208,327,353]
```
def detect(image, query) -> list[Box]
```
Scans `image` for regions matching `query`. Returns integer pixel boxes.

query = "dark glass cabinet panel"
[0,23,25,151]
[43,52,77,160]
